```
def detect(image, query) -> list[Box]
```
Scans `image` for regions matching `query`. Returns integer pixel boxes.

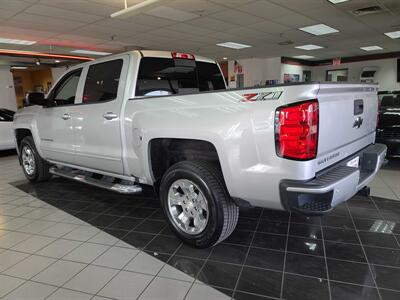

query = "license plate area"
[346,156,360,168]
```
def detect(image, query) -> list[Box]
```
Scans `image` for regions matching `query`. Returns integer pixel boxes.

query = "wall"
[0,66,17,111]
[51,66,68,83]
[281,63,312,82]
[31,69,53,93]
[228,57,281,88]
[11,68,53,108]
[312,58,400,91]
[228,57,400,91]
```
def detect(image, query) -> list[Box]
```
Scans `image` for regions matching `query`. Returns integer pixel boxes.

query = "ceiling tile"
[209,9,265,26]
[271,12,317,28]
[186,16,235,30]
[0,0,32,12]
[246,20,291,35]
[39,0,116,17]
[25,4,103,23]
[237,0,292,19]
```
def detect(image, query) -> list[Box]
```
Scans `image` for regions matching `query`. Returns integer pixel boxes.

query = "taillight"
[275,100,319,160]
[171,52,195,60]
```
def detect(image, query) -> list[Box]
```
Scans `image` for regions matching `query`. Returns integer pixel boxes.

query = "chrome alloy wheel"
[22,145,35,176]
[167,179,209,235]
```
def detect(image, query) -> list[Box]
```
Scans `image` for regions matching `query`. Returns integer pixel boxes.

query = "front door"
[36,68,83,164]
[72,57,127,174]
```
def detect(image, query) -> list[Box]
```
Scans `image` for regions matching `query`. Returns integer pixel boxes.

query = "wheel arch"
[148,138,223,188]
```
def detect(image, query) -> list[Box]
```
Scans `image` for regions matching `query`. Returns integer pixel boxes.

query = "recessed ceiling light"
[0,38,36,45]
[11,66,28,69]
[293,55,316,59]
[384,31,400,39]
[295,44,324,50]
[360,46,383,51]
[299,24,339,36]
[216,42,252,49]
[223,57,228,60]
[327,0,350,4]
[71,49,112,56]
[54,60,61,63]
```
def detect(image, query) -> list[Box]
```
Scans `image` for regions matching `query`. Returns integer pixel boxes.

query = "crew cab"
[13,50,386,247]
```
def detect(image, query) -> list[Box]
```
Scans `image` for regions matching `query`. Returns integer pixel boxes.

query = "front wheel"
[160,161,239,248]
[19,136,52,182]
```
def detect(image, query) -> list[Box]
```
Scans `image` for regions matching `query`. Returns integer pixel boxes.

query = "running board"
[49,167,142,194]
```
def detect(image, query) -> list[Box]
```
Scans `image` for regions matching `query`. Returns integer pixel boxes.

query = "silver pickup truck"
[13,50,386,247]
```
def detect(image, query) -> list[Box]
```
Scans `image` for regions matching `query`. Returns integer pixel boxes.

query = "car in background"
[0,108,15,150]
[376,91,400,157]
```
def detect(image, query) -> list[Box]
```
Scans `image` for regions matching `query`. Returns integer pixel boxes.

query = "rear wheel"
[160,161,239,248]
[20,136,52,182]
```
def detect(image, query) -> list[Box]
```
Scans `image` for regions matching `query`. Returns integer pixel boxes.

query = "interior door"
[36,68,83,164]
[72,56,128,174]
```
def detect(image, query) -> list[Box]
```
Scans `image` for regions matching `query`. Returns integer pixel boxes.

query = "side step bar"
[49,167,142,194]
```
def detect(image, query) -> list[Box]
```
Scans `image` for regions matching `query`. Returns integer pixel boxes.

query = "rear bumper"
[376,137,400,157]
[280,143,387,215]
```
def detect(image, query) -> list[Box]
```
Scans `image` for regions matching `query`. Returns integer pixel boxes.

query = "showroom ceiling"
[0,0,399,61]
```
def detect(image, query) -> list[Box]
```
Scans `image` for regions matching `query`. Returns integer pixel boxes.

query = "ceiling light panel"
[295,44,324,50]
[299,24,339,36]
[385,31,400,39]
[216,42,252,49]
[293,55,316,59]
[70,49,112,56]
[327,0,350,4]
[360,46,383,51]
[0,38,36,45]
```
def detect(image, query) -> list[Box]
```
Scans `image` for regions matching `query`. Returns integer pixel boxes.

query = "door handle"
[61,113,71,120]
[103,112,118,120]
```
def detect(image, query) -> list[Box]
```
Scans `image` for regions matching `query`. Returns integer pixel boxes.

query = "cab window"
[50,69,82,106]
[82,59,123,103]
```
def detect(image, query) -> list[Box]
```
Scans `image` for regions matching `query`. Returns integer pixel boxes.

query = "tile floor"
[0,151,400,300]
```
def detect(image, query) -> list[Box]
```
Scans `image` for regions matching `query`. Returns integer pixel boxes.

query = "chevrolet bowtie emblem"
[353,117,363,128]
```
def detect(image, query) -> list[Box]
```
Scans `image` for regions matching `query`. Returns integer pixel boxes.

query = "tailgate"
[316,83,378,171]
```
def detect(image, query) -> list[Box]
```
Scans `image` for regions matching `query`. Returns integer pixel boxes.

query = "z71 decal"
[241,91,283,102]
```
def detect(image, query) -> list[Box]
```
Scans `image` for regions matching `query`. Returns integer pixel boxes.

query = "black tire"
[19,136,52,182]
[160,161,239,248]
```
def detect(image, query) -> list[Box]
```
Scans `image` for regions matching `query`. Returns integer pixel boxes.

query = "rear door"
[316,83,378,170]
[72,56,128,174]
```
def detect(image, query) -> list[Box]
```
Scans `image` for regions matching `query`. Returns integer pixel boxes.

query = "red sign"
[332,58,341,66]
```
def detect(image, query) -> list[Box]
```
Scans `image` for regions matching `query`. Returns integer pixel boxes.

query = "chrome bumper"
[280,143,387,215]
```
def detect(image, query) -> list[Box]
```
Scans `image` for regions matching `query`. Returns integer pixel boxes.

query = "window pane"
[83,59,123,103]
[53,70,82,105]
[197,61,226,91]
[0,109,15,121]
[136,58,198,96]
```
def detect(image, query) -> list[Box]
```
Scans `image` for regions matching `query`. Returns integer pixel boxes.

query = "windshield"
[135,57,226,97]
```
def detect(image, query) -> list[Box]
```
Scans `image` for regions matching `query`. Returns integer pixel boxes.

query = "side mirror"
[26,92,45,106]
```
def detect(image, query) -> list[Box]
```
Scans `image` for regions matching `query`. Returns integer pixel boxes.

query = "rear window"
[135,57,225,97]
[379,91,400,108]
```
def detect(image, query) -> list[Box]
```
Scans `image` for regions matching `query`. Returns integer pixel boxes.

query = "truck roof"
[138,50,217,64]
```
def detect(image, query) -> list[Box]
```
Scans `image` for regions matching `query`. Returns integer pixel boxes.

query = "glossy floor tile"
[1,153,400,300]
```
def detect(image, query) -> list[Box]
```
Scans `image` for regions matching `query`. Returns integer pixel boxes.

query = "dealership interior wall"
[1,1,400,300]
[227,56,400,90]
